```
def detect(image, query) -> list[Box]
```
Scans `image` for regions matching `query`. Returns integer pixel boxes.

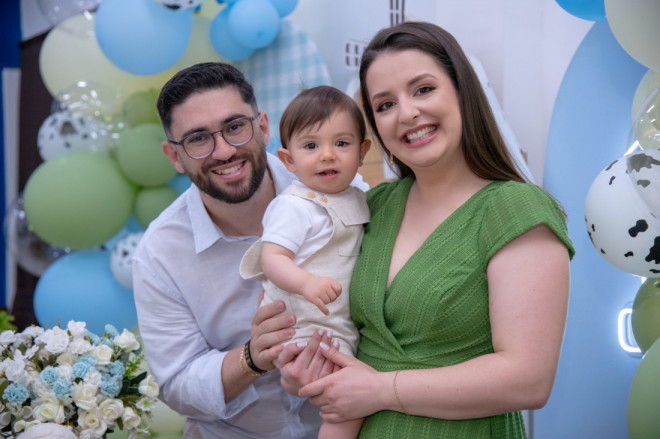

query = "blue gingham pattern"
[236,19,332,154]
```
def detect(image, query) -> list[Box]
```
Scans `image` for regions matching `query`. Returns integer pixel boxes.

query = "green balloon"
[628,337,660,439]
[134,186,179,229]
[123,89,161,127]
[632,278,660,353]
[23,152,135,250]
[118,123,177,187]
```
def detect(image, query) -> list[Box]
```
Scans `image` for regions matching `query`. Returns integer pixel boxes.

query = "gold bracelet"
[239,343,263,377]
[393,370,409,415]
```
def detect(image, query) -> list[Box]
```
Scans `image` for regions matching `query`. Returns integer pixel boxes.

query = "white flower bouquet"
[0,321,159,439]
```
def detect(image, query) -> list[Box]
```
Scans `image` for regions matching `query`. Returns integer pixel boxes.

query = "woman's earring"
[389,151,394,163]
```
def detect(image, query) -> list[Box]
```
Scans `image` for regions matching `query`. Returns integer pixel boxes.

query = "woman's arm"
[300,225,570,422]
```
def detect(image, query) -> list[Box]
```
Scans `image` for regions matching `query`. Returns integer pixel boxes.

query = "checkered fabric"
[235,19,332,154]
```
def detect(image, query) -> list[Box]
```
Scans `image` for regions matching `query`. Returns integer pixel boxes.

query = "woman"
[280,21,574,438]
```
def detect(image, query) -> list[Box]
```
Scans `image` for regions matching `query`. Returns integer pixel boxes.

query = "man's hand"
[302,277,342,315]
[249,295,296,371]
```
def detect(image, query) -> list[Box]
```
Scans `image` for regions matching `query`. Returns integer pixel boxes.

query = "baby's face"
[278,110,369,194]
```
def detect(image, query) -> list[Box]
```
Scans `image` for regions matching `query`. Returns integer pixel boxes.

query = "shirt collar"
[188,153,295,253]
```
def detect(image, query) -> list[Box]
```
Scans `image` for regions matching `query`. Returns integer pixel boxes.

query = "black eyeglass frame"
[168,114,258,159]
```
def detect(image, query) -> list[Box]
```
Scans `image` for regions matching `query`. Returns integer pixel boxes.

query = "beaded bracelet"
[244,339,268,375]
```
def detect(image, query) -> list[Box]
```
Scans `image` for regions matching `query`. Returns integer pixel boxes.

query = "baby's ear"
[358,139,371,165]
[277,148,297,173]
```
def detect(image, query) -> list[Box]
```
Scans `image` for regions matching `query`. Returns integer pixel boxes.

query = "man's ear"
[162,141,186,174]
[257,111,270,148]
[276,148,297,174]
[358,139,371,166]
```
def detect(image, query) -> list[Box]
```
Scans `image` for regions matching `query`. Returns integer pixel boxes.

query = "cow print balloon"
[585,154,660,277]
[110,232,145,290]
[627,148,660,217]
[153,0,203,10]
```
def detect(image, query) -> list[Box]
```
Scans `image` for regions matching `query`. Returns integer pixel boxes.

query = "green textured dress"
[349,177,575,439]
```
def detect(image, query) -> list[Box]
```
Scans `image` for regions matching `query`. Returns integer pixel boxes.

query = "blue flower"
[72,355,97,379]
[52,379,73,400]
[39,366,60,386]
[110,360,125,378]
[99,339,113,347]
[3,383,29,405]
[104,324,119,338]
[86,331,101,345]
[99,374,122,398]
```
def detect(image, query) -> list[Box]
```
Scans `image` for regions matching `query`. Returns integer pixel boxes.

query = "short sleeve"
[479,182,575,263]
[261,195,318,254]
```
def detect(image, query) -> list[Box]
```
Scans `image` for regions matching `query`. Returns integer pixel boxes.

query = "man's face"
[163,87,269,204]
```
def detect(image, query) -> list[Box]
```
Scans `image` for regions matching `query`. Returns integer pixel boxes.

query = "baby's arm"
[261,241,341,315]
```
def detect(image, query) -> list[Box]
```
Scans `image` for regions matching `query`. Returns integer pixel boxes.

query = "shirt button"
[307,191,316,199]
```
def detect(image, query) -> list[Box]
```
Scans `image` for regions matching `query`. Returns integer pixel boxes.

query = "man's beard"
[192,148,268,204]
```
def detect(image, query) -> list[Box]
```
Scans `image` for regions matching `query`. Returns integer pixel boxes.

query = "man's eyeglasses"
[169,115,258,159]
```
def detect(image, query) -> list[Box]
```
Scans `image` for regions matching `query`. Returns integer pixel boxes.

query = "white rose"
[32,395,65,424]
[121,407,142,430]
[99,398,124,421]
[138,375,159,398]
[27,375,50,400]
[84,369,102,387]
[78,409,108,436]
[13,419,40,433]
[5,357,27,382]
[73,383,99,411]
[15,423,78,439]
[44,327,70,354]
[0,409,10,428]
[91,345,114,365]
[56,351,78,367]
[113,329,140,352]
[67,321,87,338]
[68,337,92,355]
[0,330,15,346]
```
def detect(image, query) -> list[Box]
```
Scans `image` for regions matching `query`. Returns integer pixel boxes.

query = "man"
[133,63,359,438]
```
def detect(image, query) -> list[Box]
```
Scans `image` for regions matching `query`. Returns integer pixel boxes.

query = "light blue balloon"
[268,0,297,17]
[555,0,606,22]
[168,173,192,194]
[228,0,280,49]
[209,7,254,61]
[95,0,193,75]
[34,249,138,335]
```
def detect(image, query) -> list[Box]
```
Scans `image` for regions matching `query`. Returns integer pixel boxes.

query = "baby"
[240,85,371,438]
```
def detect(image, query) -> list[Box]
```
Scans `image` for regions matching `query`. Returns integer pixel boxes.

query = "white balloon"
[37,109,111,161]
[110,232,145,289]
[585,154,660,277]
[627,148,660,217]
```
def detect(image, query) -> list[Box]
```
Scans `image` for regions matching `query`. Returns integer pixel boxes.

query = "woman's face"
[365,49,464,176]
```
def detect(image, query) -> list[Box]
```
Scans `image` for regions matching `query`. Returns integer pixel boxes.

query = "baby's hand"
[302,277,342,315]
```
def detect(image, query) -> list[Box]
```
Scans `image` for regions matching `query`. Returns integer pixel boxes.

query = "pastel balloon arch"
[554,1,660,438]
[22,0,330,347]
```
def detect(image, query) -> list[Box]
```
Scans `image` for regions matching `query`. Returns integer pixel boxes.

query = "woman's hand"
[299,343,386,423]
[279,329,339,395]
[250,292,295,371]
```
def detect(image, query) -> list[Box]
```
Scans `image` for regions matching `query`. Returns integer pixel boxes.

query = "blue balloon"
[34,249,138,335]
[555,0,606,21]
[95,0,193,75]
[209,7,254,61]
[228,0,280,49]
[268,0,297,17]
[168,173,192,194]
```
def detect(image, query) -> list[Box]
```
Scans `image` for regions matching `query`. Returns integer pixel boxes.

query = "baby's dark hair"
[279,85,366,149]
